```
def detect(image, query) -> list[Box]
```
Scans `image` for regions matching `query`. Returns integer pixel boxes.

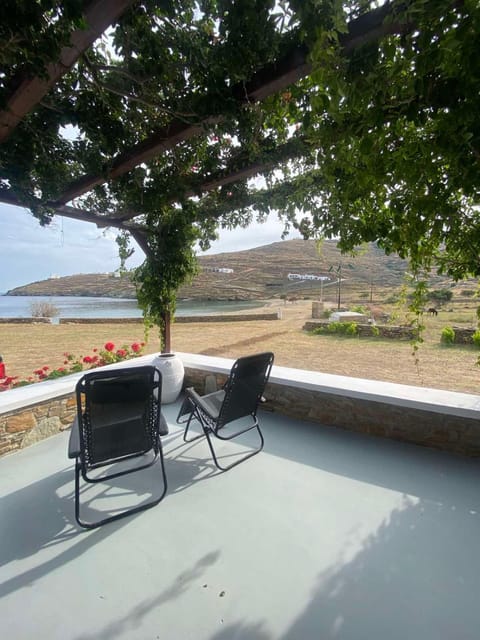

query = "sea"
[0,295,262,319]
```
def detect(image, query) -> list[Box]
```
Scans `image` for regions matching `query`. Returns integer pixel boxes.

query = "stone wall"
[175,312,278,323]
[450,327,477,345]
[0,393,76,457]
[183,367,480,457]
[58,313,278,324]
[58,317,143,324]
[0,317,50,324]
[303,320,417,340]
[1,359,479,459]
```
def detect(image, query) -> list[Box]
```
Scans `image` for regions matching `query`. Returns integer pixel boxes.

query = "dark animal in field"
[427,307,438,316]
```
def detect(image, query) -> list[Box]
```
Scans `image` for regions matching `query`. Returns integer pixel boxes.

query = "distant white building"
[288,273,330,282]
[203,267,234,273]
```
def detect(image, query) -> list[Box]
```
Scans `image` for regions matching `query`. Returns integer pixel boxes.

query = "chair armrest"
[68,416,81,459]
[176,391,195,423]
[159,411,169,436]
[185,386,225,420]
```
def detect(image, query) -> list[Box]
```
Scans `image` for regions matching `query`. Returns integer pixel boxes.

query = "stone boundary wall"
[0,393,76,457]
[0,317,50,324]
[175,312,278,323]
[450,327,477,345]
[58,317,143,324]
[183,367,480,457]
[0,313,278,326]
[303,320,417,340]
[59,313,278,324]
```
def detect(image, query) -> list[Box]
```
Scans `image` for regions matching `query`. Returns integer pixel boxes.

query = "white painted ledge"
[1,351,480,421]
[177,352,480,420]
[0,353,156,414]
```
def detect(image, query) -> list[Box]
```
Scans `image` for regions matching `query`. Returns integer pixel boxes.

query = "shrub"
[312,321,359,336]
[440,326,455,345]
[472,330,480,349]
[351,305,367,314]
[370,325,380,337]
[429,289,453,302]
[30,301,59,317]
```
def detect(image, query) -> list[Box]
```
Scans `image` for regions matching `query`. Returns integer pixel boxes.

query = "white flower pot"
[152,353,185,404]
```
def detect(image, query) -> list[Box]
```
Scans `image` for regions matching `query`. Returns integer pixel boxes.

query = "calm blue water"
[0,295,262,318]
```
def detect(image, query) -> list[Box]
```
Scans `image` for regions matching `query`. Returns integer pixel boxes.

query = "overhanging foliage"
[0,0,478,345]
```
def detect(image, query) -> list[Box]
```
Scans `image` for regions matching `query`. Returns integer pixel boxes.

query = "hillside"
[5,239,450,301]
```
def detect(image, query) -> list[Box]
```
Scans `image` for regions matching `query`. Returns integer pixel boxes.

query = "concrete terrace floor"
[1,398,480,640]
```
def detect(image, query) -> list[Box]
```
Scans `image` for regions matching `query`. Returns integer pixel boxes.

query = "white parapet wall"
[1,352,480,457]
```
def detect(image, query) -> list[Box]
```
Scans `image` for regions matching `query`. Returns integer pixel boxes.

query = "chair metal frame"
[177,352,274,471]
[68,365,167,529]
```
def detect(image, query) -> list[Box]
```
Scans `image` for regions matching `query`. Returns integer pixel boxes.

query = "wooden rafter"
[52,2,413,207]
[0,190,143,230]
[0,0,136,144]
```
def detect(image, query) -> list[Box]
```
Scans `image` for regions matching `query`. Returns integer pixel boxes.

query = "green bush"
[370,325,380,337]
[315,321,359,336]
[351,305,367,314]
[472,330,480,348]
[440,326,455,345]
[429,289,453,302]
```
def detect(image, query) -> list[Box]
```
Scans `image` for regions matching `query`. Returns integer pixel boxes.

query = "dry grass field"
[1,298,479,394]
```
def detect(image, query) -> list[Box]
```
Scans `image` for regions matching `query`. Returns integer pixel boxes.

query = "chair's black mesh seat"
[177,352,274,471]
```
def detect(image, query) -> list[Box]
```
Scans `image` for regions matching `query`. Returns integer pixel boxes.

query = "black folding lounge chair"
[68,365,168,529]
[177,352,274,471]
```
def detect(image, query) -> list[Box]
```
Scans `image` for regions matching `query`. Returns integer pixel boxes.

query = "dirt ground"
[1,299,479,394]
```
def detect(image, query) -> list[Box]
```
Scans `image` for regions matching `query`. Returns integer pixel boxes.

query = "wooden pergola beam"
[0,190,144,230]
[53,2,412,207]
[0,0,135,144]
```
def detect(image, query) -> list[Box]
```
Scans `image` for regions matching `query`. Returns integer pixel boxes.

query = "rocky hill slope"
[6,239,449,301]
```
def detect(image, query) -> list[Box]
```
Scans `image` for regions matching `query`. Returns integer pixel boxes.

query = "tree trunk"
[162,310,171,353]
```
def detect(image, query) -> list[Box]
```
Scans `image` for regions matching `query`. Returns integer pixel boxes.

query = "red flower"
[116,349,127,358]
[131,342,141,353]
[57,367,66,372]
[42,366,49,371]
[33,369,44,375]
[93,348,98,352]
[104,342,115,352]
[83,356,94,364]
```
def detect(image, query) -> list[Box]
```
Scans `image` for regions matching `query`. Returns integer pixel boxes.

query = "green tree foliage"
[300,0,480,281]
[115,231,134,275]
[1,1,479,344]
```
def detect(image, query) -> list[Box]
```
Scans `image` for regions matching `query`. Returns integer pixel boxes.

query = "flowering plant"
[0,341,146,392]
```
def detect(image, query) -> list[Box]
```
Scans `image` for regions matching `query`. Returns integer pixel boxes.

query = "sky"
[0,202,301,293]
